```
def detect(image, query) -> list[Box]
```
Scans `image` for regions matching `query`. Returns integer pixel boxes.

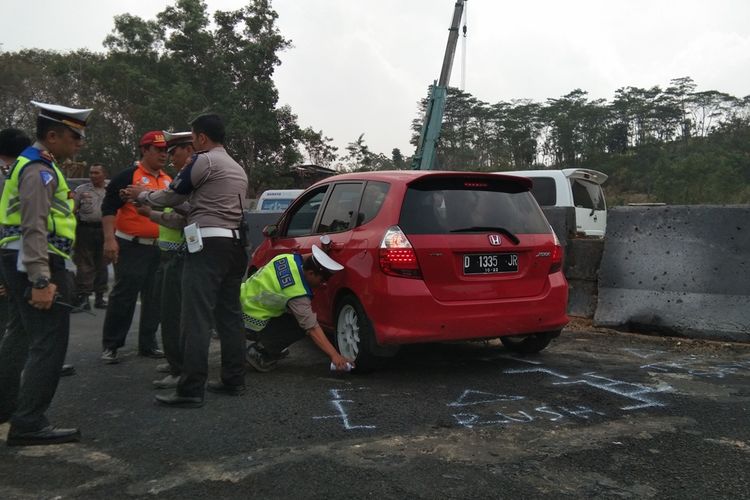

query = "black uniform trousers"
[256,313,308,355]
[178,238,246,398]
[101,237,161,351]
[0,250,71,432]
[159,251,184,376]
[73,222,108,296]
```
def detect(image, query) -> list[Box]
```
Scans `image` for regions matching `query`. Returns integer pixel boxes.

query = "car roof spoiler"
[563,168,608,185]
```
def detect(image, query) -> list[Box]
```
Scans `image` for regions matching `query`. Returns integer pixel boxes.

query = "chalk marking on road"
[534,406,565,421]
[313,388,376,430]
[621,348,666,359]
[553,372,671,410]
[447,389,525,407]
[503,367,570,379]
[640,359,750,379]
[503,366,671,410]
[451,404,606,429]
[487,355,542,365]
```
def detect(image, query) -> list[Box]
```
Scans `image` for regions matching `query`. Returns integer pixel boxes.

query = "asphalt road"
[1,312,749,499]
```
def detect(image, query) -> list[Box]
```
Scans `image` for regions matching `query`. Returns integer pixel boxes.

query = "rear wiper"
[449,226,520,245]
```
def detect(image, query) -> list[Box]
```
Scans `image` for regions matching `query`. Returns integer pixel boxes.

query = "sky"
[4,0,750,158]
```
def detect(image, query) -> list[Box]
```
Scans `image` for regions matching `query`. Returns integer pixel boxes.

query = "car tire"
[335,296,393,372]
[500,330,559,354]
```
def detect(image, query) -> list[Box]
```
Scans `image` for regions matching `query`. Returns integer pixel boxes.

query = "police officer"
[139,131,193,389]
[0,101,91,446]
[243,245,354,372]
[0,128,32,343]
[100,131,172,363]
[125,114,248,408]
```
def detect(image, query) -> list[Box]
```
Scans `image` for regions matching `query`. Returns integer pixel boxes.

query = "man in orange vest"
[99,131,172,364]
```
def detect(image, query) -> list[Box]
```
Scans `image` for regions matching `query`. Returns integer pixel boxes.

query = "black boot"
[71,294,90,313]
[94,292,107,309]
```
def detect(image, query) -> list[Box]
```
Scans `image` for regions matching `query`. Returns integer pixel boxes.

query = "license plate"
[463,253,518,274]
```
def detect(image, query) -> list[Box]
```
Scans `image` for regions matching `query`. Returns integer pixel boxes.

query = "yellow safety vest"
[0,147,76,259]
[240,254,312,331]
[157,207,186,252]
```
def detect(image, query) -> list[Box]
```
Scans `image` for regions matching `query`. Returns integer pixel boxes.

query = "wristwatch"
[31,277,51,289]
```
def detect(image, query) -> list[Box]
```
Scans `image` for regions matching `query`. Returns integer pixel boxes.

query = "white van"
[254,189,304,213]
[500,168,608,237]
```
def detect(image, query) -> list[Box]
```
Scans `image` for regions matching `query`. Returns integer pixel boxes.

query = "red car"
[251,171,568,370]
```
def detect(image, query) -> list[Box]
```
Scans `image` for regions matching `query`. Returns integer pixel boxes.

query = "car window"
[317,183,363,233]
[571,179,605,210]
[356,181,390,226]
[284,186,328,237]
[399,177,551,235]
[260,198,295,212]
[528,176,556,206]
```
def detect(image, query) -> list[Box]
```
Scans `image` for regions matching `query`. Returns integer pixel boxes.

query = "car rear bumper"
[364,273,569,345]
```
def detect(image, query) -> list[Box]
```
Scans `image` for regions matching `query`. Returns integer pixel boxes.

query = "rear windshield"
[529,176,557,206]
[399,177,551,235]
[571,179,605,210]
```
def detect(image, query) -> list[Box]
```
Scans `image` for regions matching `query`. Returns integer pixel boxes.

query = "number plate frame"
[463,253,519,275]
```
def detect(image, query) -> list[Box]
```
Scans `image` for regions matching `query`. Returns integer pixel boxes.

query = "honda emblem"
[488,234,501,246]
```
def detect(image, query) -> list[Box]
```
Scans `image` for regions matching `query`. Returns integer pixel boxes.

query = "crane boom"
[412,0,466,171]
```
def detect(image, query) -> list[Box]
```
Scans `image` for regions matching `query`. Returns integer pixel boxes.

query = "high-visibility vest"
[240,253,312,331]
[0,146,76,259]
[157,207,185,252]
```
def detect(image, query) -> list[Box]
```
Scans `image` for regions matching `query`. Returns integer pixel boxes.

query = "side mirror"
[262,224,278,238]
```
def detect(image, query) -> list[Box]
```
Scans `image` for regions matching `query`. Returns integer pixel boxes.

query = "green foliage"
[0,0,319,195]
[409,77,750,204]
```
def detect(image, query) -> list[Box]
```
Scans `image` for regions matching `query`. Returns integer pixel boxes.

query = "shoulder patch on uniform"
[40,170,54,186]
[274,258,295,289]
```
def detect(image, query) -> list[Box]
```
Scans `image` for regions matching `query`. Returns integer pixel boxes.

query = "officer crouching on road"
[0,101,92,446]
[243,245,354,372]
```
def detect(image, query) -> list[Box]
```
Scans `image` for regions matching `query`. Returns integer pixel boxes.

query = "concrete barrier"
[541,207,576,247]
[565,238,604,318]
[542,207,603,318]
[594,205,750,342]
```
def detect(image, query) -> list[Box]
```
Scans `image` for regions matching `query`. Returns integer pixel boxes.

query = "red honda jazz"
[251,171,569,370]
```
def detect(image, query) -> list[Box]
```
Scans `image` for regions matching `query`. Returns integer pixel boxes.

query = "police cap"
[163,131,193,153]
[32,101,93,138]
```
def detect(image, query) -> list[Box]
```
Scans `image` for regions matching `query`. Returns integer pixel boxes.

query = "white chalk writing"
[313,388,376,430]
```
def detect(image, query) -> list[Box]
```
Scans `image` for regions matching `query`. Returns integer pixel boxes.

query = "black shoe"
[71,297,90,314]
[60,364,76,377]
[154,393,204,408]
[94,294,107,309]
[7,425,80,446]
[138,348,165,359]
[206,380,246,396]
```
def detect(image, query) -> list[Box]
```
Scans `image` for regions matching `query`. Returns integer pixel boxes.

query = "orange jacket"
[112,163,172,238]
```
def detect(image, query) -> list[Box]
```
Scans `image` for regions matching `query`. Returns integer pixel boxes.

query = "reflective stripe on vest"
[157,207,186,252]
[240,254,312,331]
[0,146,76,259]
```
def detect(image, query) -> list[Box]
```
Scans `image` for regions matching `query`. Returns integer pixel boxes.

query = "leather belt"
[200,227,240,239]
[115,230,157,245]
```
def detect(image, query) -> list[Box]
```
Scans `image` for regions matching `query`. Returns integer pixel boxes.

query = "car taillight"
[549,231,563,274]
[379,225,422,278]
